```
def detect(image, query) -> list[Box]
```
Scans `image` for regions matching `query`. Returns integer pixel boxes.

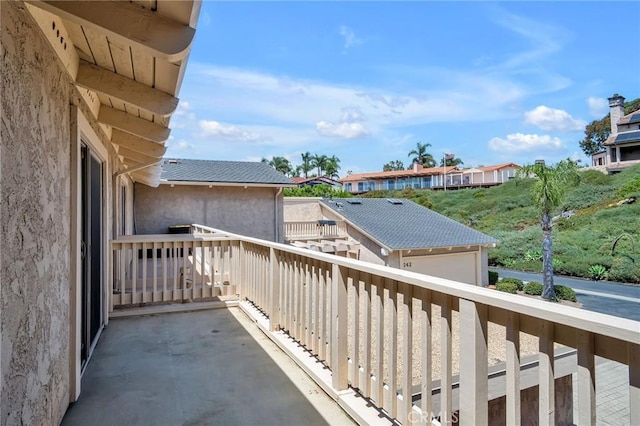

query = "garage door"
[401,252,478,285]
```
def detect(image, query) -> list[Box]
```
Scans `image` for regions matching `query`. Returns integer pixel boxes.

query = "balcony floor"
[63,308,354,426]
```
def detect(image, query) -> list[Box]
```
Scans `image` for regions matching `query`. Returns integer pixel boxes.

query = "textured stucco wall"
[1,2,71,423]
[135,184,283,242]
[283,197,323,222]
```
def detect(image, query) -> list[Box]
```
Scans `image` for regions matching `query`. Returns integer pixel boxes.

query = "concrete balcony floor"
[63,308,354,426]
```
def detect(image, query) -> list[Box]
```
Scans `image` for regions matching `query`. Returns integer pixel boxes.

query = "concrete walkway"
[63,308,354,426]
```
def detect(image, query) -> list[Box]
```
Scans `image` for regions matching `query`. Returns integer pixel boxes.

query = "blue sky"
[168,1,640,175]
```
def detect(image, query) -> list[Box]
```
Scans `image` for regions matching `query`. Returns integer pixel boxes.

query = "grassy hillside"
[363,165,640,283]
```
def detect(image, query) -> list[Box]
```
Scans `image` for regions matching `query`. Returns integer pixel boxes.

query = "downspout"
[274,187,283,242]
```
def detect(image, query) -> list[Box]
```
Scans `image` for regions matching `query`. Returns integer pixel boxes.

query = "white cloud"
[488,133,564,153]
[340,106,366,123]
[524,105,585,132]
[339,25,362,50]
[587,97,608,117]
[198,120,263,142]
[316,121,370,139]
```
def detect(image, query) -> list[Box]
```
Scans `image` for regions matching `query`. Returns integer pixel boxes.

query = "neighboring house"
[135,159,295,242]
[291,175,343,189]
[1,2,201,423]
[283,197,498,286]
[340,162,519,194]
[600,94,640,173]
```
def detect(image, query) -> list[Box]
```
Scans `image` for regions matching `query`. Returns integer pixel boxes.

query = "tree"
[578,97,640,157]
[312,154,328,176]
[264,156,292,176]
[325,155,341,179]
[383,160,404,171]
[440,156,464,167]
[408,142,436,167]
[300,151,314,178]
[517,159,579,300]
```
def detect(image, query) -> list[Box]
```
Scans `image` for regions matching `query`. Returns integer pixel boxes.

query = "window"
[368,181,376,191]
[344,183,352,192]
[358,182,366,192]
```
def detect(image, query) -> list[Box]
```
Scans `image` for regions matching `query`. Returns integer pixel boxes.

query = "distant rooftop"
[321,198,498,250]
[160,159,295,186]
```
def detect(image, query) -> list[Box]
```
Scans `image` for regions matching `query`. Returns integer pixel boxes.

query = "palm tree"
[300,152,314,178]
[408,142,436,167]
[517,159,579,300]
[324,155,341,179]
[440,156,464,167]
[312,154,328,176]
[265,156,292,176]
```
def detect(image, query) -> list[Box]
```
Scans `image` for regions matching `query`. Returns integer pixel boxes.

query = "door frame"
[70,107,110,402]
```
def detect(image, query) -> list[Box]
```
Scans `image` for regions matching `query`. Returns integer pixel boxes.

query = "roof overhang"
[160,180,297,188]
[25,0,202,187]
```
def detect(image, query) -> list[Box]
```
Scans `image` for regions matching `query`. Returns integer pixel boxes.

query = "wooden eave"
[25,0,201,187]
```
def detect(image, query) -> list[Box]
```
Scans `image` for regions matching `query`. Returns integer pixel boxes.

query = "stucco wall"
[283,197,323,222]
[135,184,284,242]
[1,2,71,423]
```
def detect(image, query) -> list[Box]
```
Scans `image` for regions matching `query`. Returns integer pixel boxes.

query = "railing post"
[539,320,555,426]
[331,263,348,390]
[506,312,521,426]
[237,241,245,301]
[577,331,596,426]
[268,247,280,331]
[459,298,488,426]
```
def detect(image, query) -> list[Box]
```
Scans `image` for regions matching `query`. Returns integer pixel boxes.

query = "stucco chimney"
[608,93,625,136]
[413,163,423,173]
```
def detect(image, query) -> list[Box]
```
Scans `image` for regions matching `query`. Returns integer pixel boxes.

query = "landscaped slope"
[365,165,640,283]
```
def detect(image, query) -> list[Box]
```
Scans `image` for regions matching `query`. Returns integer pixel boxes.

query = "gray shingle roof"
[160,158,294,185]
[321,198,498,250]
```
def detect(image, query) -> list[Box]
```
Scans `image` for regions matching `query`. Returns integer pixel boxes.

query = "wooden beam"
[29,1,195,62]
[117,145,163,163]
[98,106,170,143]
[111,129,167,158]
[76,62,178,117]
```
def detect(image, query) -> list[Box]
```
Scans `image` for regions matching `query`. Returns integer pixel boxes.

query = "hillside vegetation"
[362,165,640,283]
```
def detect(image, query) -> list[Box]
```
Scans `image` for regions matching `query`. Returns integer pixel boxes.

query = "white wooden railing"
[111,225,640,425]
[110,233,240,308]
[284,220,348,240]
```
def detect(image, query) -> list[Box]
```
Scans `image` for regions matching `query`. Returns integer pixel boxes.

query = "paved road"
[491,268,640,321]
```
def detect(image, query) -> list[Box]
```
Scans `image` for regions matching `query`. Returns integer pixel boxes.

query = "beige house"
[135,158,295,242]
[1,2,638,425]
[601,94,640,173]
[284,197,497,286]
[341,162,520,194]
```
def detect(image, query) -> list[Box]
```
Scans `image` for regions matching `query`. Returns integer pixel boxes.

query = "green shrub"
[524,281,543,295]
[562,184,617,210]
[617,177,640,199]
[488,271,499,285]
[496,281,518,294]
[554,285,577,302]
[524,249,543,262]
[500,277,524,291]
[608,259,640,283]
[588,264,608,281]
[579,169,612,185]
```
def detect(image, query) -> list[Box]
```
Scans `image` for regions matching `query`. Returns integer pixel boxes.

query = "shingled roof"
[160,158,295,186]
[321,198,497,250]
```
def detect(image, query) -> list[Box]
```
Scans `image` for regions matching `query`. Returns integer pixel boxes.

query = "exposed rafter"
[98,106,170,143]
[111,129,167,158]
[117,146,164,163]
[29,0,195,62]
[76,62,178,117]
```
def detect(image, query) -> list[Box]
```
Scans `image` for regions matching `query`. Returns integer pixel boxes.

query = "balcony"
[78,225,638,425]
